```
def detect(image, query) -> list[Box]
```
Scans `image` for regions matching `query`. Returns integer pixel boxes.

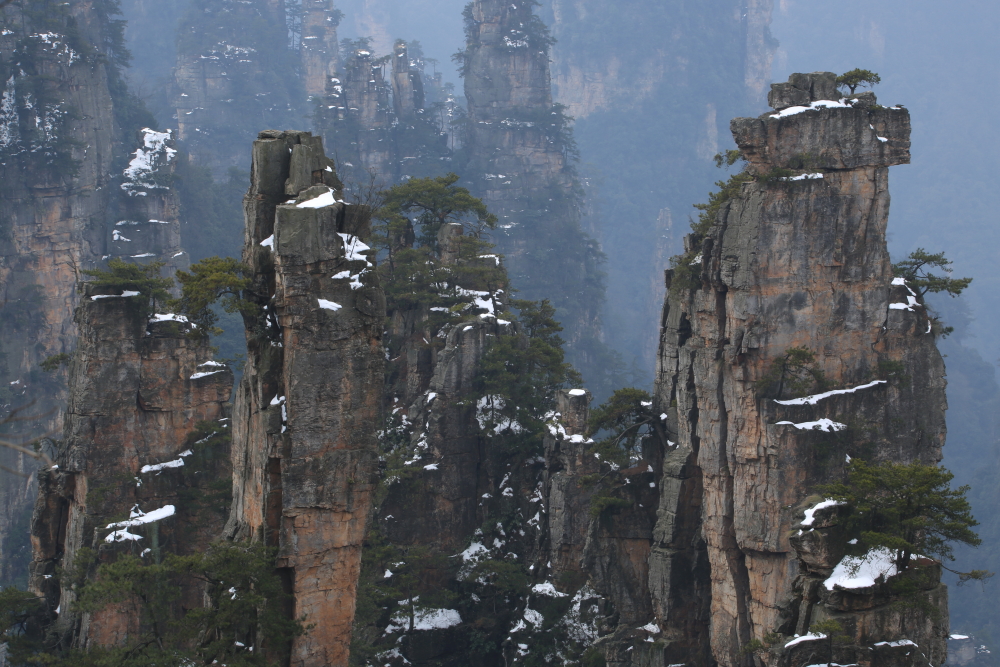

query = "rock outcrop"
[224,130,384,667]
[300,0,342,99]
[315,39,451,188]
[648,73,947,667]
[28,286,233,649]
[172,0,305,175]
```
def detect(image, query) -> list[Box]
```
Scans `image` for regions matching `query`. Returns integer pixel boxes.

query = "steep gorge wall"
[541,0,778,376]
[0,0,122,587]
[649,74,948,667]
[224,130,384,667]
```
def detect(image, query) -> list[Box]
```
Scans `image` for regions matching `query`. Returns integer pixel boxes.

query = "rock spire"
[224,130,384,667]
[650,72,947,667]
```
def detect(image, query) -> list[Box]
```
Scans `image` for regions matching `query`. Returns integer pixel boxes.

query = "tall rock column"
[28,288,233,649]
[460,0,609,382]
[651,74,948,667]
[172,0,302,176]
[225,130,384,667]
[301,0,342,99]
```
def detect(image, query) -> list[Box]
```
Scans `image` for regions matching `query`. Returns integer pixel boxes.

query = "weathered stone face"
[112,128,189,289]
[28,286,233,648]
[225,130,383,667]
[650,73,948,667]
[0,2,122,579]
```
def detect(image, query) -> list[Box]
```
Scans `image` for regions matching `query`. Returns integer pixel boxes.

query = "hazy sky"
[772,0,1000,367]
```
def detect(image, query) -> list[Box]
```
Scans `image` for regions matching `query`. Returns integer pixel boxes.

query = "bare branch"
[0,463,30,478]
[0,438,54,467]
[1,399,57,427]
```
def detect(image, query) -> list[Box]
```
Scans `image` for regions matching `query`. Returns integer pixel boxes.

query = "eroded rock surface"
[112,128,189,287]
[224,130,383,667]
[648,73,948,667]
[0,0,121,586]
[28,287,233,649]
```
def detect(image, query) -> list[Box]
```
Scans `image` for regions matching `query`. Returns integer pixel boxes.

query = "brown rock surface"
[650,74,948,667]
[0,0,121,586]
[28,286,233,648]
[224,130,383,667]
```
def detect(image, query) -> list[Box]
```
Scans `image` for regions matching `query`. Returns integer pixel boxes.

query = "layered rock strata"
[28,286,233,649]
[224,130,384,667]
[649,74,947,667]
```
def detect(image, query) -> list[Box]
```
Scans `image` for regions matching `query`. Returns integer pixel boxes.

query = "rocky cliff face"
[547,0,775,119]
[460,0,610,385]
[224,130,384,667]
[648,73,947,667]
[301,0,342,99]
[111,128,189,286]
[315,39,452,190]
[0,0,123,587]
[541,0,779,385]
[28,286,233,649]
[172,0,305,175]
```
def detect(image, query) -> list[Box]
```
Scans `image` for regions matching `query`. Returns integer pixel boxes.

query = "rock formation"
[648,73,947,667]
[315,39,451,189]
[0,0,122,587]
[544,0,778,381]
[319,45,395,184]
[224,130,384,667]
[301,0,342,99]
[28,286,233,649]
[459,0,611,386]
[111,128,189,286]
[172,0,306,176]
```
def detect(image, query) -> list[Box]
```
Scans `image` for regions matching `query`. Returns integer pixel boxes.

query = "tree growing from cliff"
[809,619,851,667]
[171,256,255,337]
[67,543,303,667]
[81,259,173,314]
[836,69,881,95]
[755,347,827,399]
[892,249,972,300]
[477,299,582,455]
[0,586,45,662]
[822,460,989,581]
[586,387,659,467]
[376,172,497,258]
